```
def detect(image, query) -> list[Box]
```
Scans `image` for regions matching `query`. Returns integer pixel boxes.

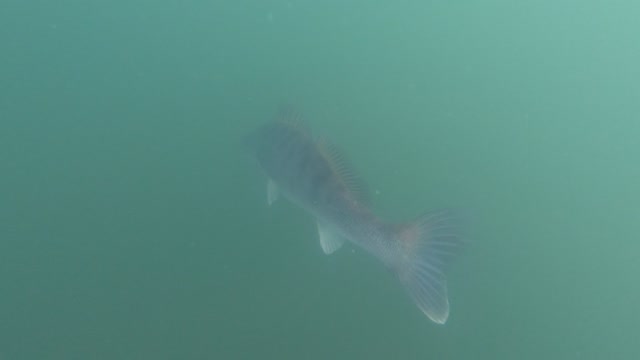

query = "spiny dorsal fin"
[316,137,371,205]
[274,104,310,133]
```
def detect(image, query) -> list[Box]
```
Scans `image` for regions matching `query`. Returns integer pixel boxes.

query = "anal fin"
[317,222,345,254]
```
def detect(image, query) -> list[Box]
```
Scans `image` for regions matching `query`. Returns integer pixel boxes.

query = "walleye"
[247,108,463,324]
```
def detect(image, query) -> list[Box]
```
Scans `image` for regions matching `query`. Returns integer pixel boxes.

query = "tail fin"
[394,210,464,324]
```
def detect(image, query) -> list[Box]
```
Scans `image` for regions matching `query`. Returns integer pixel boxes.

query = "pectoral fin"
[317,222,345,254]
[267,179,279,206]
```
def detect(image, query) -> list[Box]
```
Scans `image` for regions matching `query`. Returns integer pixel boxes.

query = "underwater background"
[1,1,639,359]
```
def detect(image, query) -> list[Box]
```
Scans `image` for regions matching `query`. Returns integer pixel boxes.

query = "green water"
[2,1,639,359]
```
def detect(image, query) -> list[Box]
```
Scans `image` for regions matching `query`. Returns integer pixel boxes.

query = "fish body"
[247,110,462,324]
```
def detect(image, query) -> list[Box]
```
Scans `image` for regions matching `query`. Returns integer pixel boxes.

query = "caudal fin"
[394,210,464,324]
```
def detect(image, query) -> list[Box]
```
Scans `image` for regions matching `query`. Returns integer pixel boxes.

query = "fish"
[246,108,463,324]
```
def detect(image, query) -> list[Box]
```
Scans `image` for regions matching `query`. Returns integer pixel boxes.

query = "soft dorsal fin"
[316,137,371,205]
